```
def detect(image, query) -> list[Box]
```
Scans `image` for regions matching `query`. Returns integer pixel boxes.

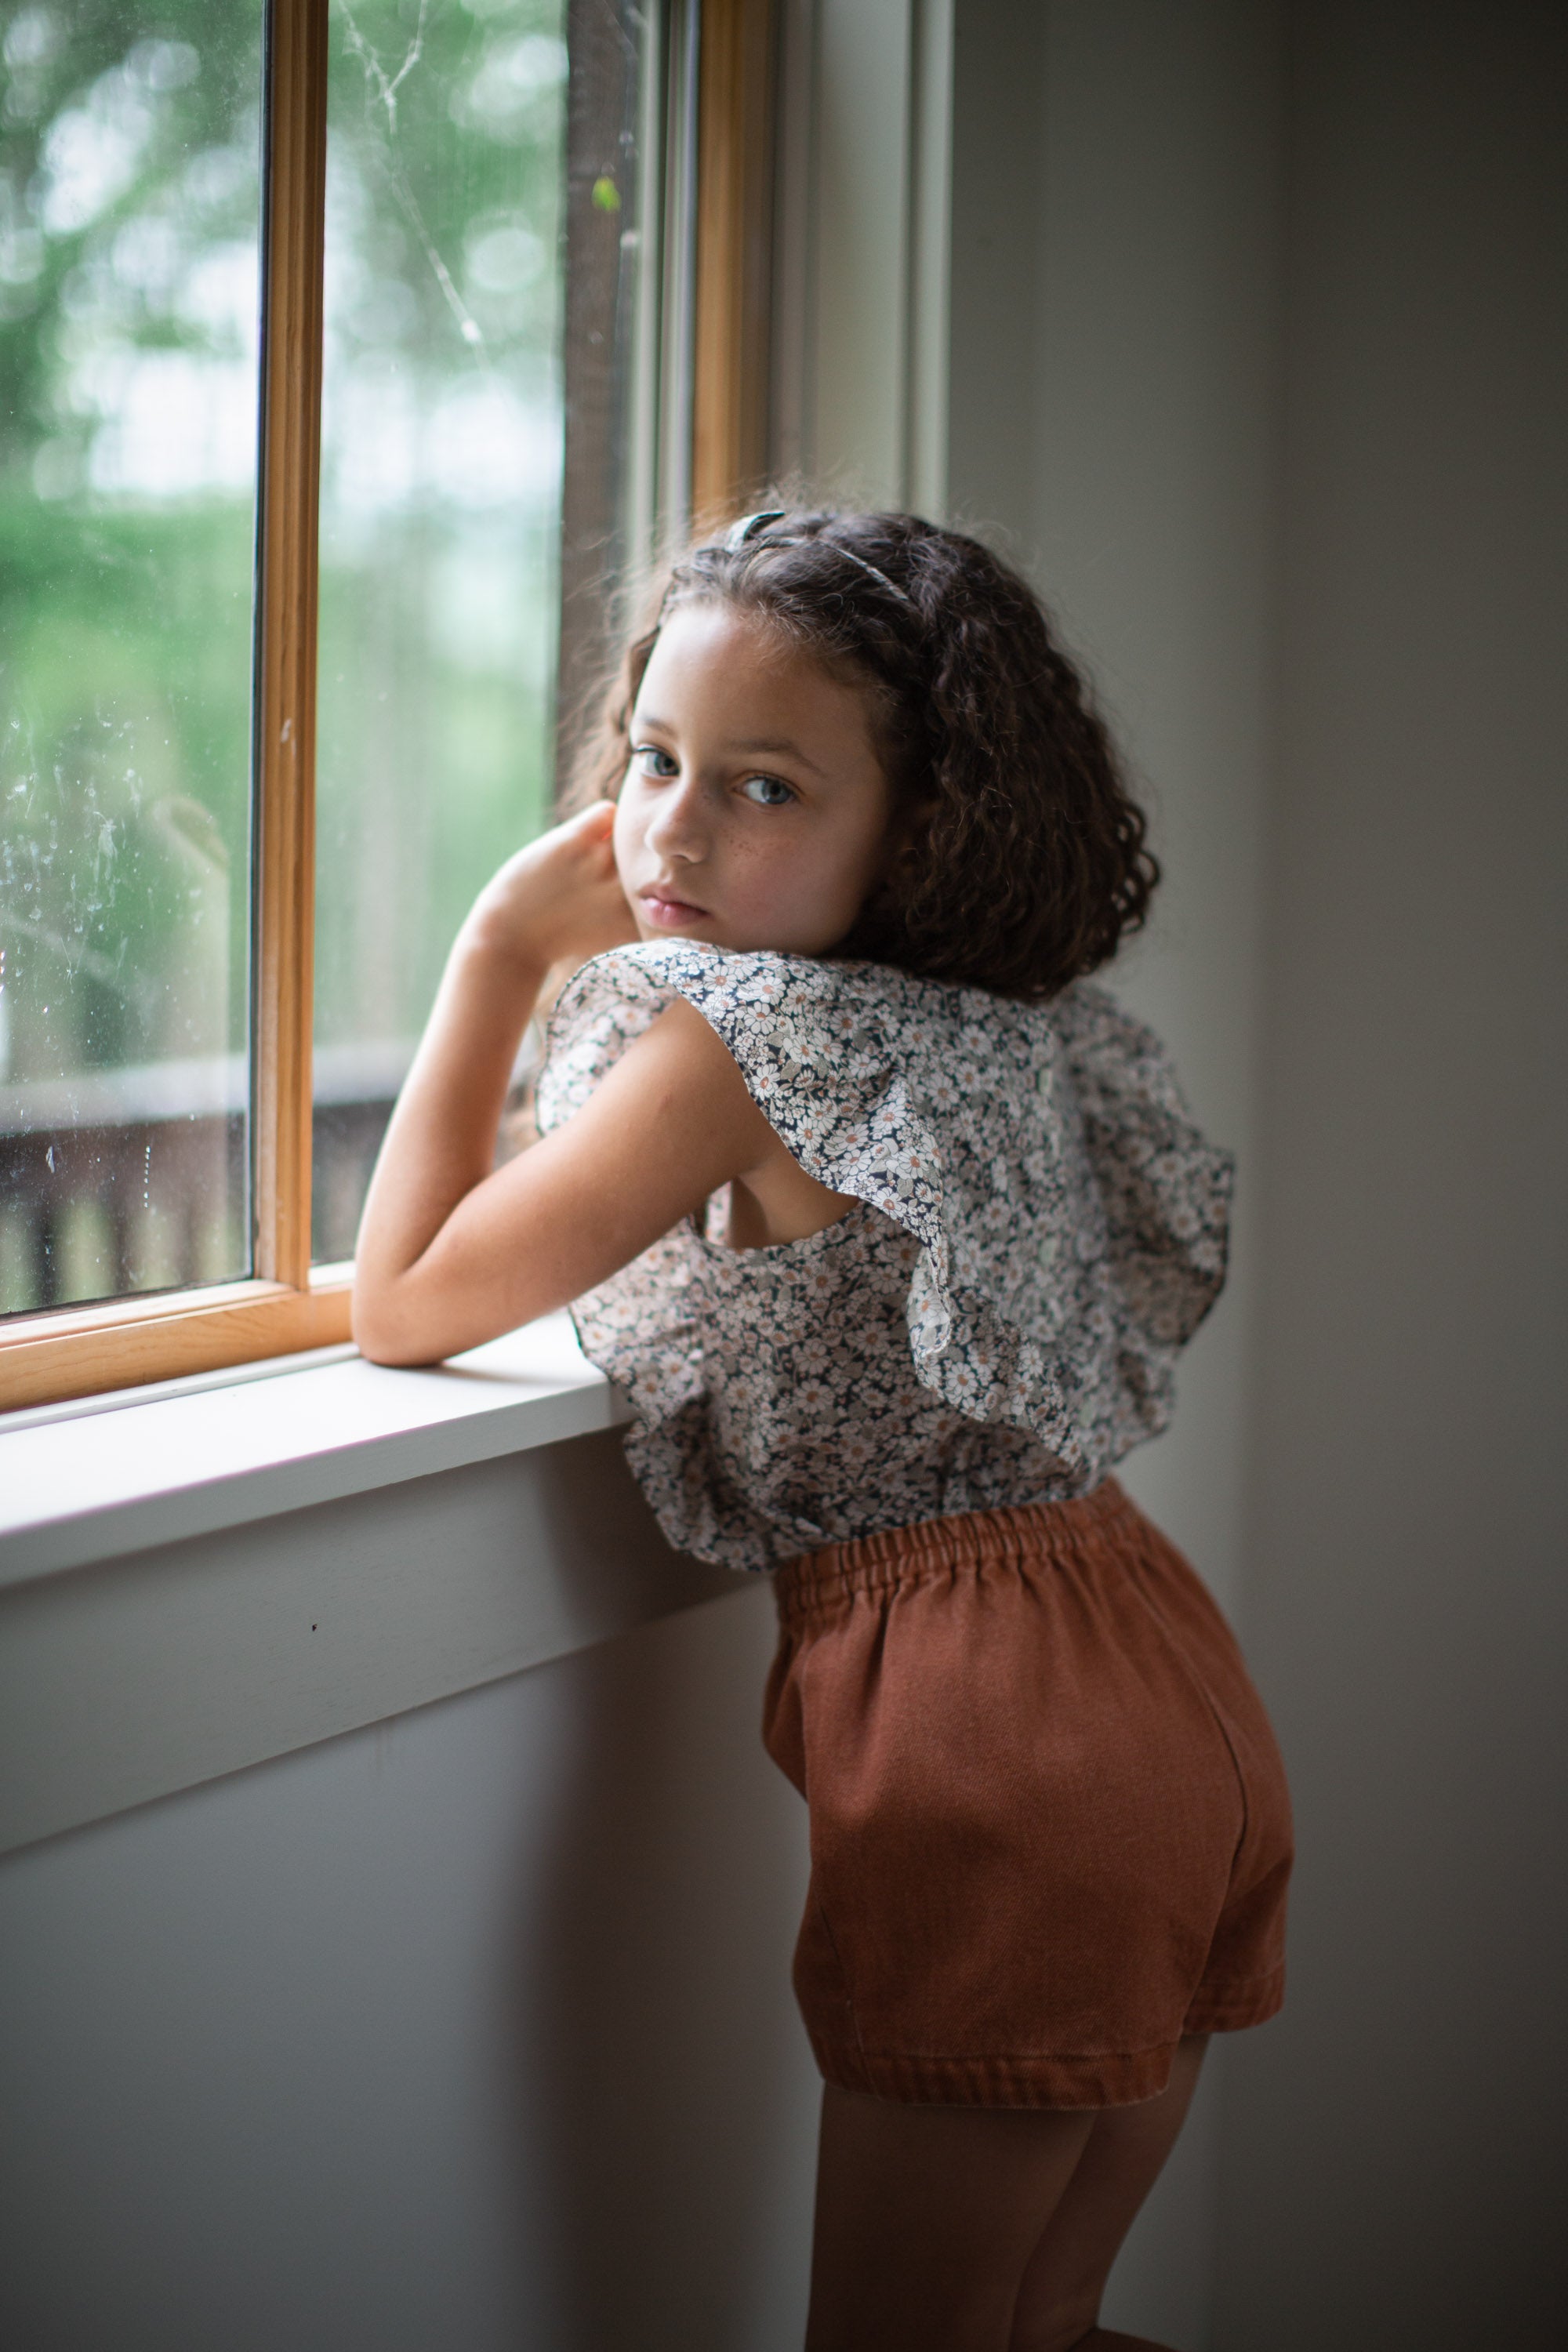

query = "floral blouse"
[535,942,1234,1573]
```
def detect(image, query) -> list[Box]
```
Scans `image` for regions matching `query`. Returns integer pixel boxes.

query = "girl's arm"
[351,804,780,1367]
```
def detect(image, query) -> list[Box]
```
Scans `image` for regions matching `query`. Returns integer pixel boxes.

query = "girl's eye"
[632,744,678,779]
[739,773,794,808]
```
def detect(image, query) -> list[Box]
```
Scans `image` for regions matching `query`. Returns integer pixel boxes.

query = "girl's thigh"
[804,2038,1207,2352]
[805,2084,1094,2352]
[1008,2035,1208,2352]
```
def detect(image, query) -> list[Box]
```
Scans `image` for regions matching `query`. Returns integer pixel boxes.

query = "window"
[0,0,773,1410]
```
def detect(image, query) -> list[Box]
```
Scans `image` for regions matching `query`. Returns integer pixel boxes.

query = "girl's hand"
[462,800,638,976]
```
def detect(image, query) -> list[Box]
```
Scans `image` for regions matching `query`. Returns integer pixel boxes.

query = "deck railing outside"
[0,1042,413,1317]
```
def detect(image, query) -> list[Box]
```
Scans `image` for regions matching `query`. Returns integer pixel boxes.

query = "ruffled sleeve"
[537,941,1233,1489]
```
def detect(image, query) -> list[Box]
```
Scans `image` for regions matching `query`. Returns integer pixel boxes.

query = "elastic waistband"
[773,1483,1136,1629]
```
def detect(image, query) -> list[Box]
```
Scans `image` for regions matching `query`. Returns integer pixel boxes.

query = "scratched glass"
[0,2,261,1315]
[310,0,568,1261]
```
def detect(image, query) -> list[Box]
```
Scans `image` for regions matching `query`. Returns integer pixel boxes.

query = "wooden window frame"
[0,0,774,1416]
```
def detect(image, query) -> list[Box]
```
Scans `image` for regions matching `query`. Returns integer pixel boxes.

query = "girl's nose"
[644,773,709,863]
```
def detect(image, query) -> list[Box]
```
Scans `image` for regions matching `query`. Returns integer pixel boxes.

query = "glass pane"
[0,1,261,1315]
[312,0,572,1261]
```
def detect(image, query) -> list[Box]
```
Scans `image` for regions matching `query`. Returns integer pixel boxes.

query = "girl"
[354,510,1293,2352]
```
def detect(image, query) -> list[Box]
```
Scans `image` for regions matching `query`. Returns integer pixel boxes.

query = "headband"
[721,510,916,608]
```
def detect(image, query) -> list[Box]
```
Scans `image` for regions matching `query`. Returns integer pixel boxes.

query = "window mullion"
[252,0,328,1289]
[692,0,775,521]
[556,0,649,789]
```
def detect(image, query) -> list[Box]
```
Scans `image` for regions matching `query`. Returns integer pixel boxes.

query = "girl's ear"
[880,797,934,884]
[855,804,929,937]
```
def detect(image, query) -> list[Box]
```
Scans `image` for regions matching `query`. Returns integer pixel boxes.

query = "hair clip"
[724,510,786,550]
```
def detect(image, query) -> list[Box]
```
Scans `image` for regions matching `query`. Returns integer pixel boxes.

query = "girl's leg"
[1007,2034,1210,2352]
[805,2086,1094,2352]
[804,2038,1208,2352]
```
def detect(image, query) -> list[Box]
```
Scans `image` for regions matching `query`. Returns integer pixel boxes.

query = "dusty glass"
[0,0,261,1314]
[311,0,568,1261]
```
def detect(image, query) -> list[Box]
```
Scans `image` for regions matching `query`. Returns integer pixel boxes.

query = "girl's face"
[614,602,895,956]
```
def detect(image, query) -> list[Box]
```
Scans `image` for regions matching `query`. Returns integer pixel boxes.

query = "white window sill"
[0,1320,741,1858]
[0,1313,626,1587]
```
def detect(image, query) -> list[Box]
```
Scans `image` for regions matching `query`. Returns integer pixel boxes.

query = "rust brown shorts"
[762,1482,1292,2108]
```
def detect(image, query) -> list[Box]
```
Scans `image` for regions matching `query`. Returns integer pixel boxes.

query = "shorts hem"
[1183,1962,1287,2037]
[808,1966,1288,2111]
[808,2034,1181,2111]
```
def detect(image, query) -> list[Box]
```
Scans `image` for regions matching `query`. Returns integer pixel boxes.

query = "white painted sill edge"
[0,1314,624,1588]
[0,1319,753,1859]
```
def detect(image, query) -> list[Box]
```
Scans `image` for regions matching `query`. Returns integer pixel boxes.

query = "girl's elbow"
[351,1279,441,1367]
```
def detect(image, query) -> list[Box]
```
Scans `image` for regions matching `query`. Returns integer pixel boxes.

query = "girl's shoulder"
[536,939,1016,1134]
[545,937,912,1042]
[539,938,1188,1123]
[537,942,1218,1238]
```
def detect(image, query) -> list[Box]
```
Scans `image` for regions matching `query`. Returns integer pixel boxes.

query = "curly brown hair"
[571,507,1157,1002]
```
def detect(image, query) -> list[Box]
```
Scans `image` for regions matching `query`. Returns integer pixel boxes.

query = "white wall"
[0,1584,818,2351]
[771,0,953,515]
[1214,5,1567,2341]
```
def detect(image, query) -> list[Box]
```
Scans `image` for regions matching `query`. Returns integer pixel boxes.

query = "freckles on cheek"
[741,854,862,949]
[724,840,808,924]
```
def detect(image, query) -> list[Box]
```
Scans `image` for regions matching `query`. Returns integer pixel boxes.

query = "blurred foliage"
[1,2,263,1086]
[0,2,259,456]
[0,0,568,1086]
[325,0,565,368]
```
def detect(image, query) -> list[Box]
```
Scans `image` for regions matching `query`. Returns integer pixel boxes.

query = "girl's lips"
[639,888,708,926]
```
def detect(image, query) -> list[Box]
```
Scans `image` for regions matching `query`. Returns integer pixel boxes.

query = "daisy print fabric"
[535,942,1234,1571]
